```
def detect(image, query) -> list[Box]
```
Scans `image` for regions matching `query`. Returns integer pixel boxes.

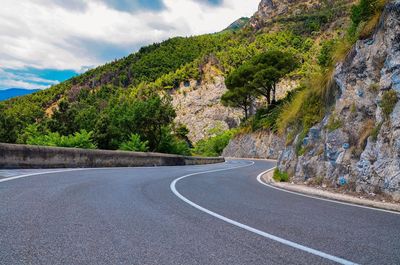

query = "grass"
[371,121,383,142]
[326,114,343,132]
[369,83,380,93]
[351,119,375,158]
[273,168,289,182]
[381,90,398,119]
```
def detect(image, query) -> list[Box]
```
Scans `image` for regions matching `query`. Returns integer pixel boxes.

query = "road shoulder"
[259,168,400,214]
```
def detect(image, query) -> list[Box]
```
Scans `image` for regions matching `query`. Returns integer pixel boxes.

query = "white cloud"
[0,0,259,72]
[0,68,60,90]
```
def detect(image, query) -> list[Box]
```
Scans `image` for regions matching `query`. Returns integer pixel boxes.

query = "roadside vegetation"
[273,169,289,182]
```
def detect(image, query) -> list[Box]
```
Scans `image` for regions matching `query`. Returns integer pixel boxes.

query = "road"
[0,160,399,265]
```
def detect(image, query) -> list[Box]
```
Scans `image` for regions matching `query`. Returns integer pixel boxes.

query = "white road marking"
[170,161,358,265]
[0,162,228,184]
[0,168,92,183]
[0,166,173,183]
[257,167,400,215]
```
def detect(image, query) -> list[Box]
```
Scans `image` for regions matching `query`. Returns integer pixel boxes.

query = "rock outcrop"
[171,63,243,143]
[278,1,400,200]
[249,0,323,29]
[222,131,284,159]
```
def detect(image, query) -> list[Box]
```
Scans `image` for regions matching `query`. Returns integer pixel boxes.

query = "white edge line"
[0,162,230,184]
[170,161,358,265]
[0,168,92,183]
[257,167,400,216]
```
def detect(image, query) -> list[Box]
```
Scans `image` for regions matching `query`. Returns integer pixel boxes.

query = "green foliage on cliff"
[381,90,398,119]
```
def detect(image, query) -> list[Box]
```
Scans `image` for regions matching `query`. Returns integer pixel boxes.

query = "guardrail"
[0,143,224,169]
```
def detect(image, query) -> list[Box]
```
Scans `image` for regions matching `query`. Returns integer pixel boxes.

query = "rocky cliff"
[249,0,324,29]
[278,1,400,200]
[171,62,243,143]
[222,131,284,159]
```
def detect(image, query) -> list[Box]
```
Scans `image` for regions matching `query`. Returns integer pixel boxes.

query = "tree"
[250,51,297,104]
[224,51,297,108]
[221,87,255,120]
[93,93,176,151]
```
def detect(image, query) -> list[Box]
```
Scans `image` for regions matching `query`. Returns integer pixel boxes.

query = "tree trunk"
[272,83,276,103]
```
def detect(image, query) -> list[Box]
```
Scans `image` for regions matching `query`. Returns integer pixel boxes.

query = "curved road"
[0,160,399,265]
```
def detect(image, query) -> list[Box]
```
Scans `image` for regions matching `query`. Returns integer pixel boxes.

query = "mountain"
[0,88,40,101]
[224,17,249,31]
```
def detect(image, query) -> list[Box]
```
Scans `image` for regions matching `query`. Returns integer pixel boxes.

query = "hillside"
[223,0,400,200]
[1,0,358,156]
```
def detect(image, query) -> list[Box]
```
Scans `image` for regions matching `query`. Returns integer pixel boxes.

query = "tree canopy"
[222,50,297,119]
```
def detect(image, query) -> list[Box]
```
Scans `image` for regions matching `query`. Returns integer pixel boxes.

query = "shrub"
[119,134,149,152]
[381,90,398,119]
[318,40,336,67]
[27,130,97,149]
[273,168,289,182]
[368,83,380,93]
[349,0,386,39]
[157,127,192,156]
[192,129,236,157]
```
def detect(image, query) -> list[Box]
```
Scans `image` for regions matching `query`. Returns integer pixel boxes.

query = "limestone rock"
[278,1,400,200]
[222,131,284,159]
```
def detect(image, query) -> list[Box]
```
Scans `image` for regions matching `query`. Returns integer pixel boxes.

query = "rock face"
[222,131,284,159]
[278,1,400,200]
[249,0,322,29]
[171,72,243,143]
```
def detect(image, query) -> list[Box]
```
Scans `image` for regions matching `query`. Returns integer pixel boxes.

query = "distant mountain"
[224,17,249,31]
[0,88,40,101]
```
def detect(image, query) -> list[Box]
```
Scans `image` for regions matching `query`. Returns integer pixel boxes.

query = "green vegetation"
[326,114,343,132]
[318,40,336,67]
[192,128,236,157]
[380,90,398,119]
[223,51,297,109]
[371,121,383,142]
[119,134,149,152]
[23,125,96,149]
[273,168,289,182]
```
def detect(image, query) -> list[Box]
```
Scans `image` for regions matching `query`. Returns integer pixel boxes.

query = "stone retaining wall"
[0,143,224,169]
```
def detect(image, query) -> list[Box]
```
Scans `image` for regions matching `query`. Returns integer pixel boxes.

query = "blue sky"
[0,0,259,90]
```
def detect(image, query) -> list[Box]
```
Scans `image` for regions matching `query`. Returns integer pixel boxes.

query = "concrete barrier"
[0,143,224,169]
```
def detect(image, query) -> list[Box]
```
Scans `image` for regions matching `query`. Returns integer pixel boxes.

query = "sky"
[0,0,260,91]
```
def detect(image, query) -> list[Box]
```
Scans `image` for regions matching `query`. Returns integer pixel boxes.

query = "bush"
[273,169,289,182]
[318,40,336,67]
[157,127,192,156]
[192,129,236,157]
[119,134,149,152]
[381,90,398,119]
[349,0,386,39]
[26,129,97,149]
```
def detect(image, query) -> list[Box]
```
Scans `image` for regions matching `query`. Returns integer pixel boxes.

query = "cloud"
[0,68,76,90]
[0,0,259,89]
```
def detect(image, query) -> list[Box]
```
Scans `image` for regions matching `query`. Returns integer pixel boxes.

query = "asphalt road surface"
[0,160,399,265]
